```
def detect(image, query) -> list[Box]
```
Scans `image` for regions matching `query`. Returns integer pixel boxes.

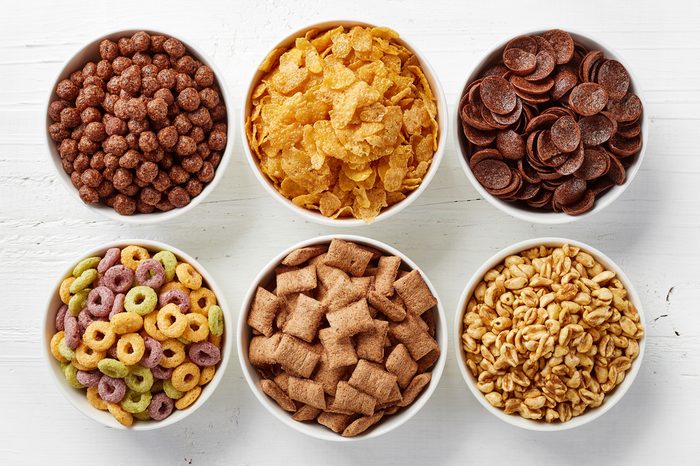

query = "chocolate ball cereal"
[48,31,227,215]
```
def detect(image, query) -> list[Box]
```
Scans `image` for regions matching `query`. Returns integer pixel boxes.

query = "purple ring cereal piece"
[98,247,121,273]
[151,365,173,380]
[76,370,102,387]
[78,309,97,334]
[98,375,126,403]
[148,392,175,421]
[140,336,164,368]
[102,265,134,294]
[87,286,115,318]
[158,289,190,313]
[107,344,118,359]
[110,293,125,319]
[63,313,81,350]
[188,341,221,367]
[135,259,166,289]
[56,304,68,331]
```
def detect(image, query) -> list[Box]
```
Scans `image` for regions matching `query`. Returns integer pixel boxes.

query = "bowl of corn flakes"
[242,21,448,225]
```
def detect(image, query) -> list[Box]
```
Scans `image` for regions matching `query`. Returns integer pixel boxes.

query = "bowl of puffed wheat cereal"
[455,238,645,430]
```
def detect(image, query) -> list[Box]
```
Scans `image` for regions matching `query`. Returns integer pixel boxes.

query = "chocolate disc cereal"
[47,31,227,215]
[459,29,643,215]
[247,239,440,437]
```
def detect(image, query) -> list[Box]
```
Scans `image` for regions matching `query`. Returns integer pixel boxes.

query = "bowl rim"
[237,234,448,441]
[452,236,647,431]
[239,19,449,227]
[42,238,234,430]
[44,28,235,225]
[453,28,649,224]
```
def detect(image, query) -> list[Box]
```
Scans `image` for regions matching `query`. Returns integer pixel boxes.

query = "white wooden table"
[1,1,699,464]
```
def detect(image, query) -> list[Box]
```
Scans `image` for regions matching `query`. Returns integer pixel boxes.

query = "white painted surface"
[1,0,699,465]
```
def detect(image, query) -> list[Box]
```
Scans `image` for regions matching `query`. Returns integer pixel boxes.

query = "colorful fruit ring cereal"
[107,402,134,427]
[59,277,75,304]
[135,259,166,289]
[78,308,101,334]
[70,268,98,294]
[157,304,187,338]
[125,286,158,316]
[125,366,154,394]
[133,410,152,421]
[102,265,135,294]
[76,370,102,388]
[98,358,130,379]
[163,379,184,399]
[144,311,168,341]
[73,257,102,277]
[83,321,116,352]
[50,331,68,363]
[151,365,174,380]
[159,289,190,313]
[57,336,76,361]
[153,250,177,282]
[175,386,202,410]
[160,281,190,295]
[189,287,216,315]
[207,305,224,337]
[98,375,127,403]
[110,293,126,318]
[87,386,108,411]
[198,366,216,386]
[86,286,115,318]
[75,343,105,369]
[111,312,143,335]
[188,341,221,367]
[116,333,146,365]
[148,392,175,421]
[159,339,186,368]
[98,248,121,274]
[140,337,164,368]
[68,289,90,317]
[121,245,150,271]
[183,313,209,342]
[175,263,202,290]
[63,313,81,350]
[171,362,201,392]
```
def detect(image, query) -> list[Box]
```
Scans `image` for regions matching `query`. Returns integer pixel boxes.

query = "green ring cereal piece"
[153,250,177,282]
[125,365,154,393]
[68,289,90,316]
[69,269,98,294]
[177,336,191,345]
[73,257,102,278]
[133,410,151,421]
[163,379,184,399]
[124,286,157,316]
[63,363,84,389]
[151,379,164,393]
[97,358,129,379]
[208,305,224,337]
[57,337,75,361]
[121,389,152,414]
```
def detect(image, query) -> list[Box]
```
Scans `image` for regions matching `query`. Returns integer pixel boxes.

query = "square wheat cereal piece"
[248,287,280,337]
[364,266,378,277]
[398,373,432,407]
[292,404,322,422]
[374,256,402,296]
[389,314,439,360]
[260,379,297,412]
[326,299,375,338]
[287,376,327,410]
[324,239,373,277]
[274,334,320,378]
[324,395,354,415]
[378,383,402,405]
[308,252,328,267]
[416,348,440,373]
[348,359,399,401]
[275,265,298,275]
[249,333,282,366]
[355,320,389,363]
[282,245,328,267]
[313,352,348,396]
[318,327,358,369]
[276,264,317,296]
[316,262,347,288]
[323,279,365,313]
[317,411,354,433]
[393,270,438,316]
[422,309,437,337]
[332,381,376,416]
[367,290,406,322]
[385,343,418,389]
[274,371,290,392]
[350,276,374,295]
[342,411,384,437]
[282,294,326,343]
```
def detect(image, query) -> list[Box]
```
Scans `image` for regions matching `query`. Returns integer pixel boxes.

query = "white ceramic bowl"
[454,237,646,431]
[43,239,233,430]
[44,29,234,224]
[455,29,648,224]
[238,234,447,440]
[240,21,448,227]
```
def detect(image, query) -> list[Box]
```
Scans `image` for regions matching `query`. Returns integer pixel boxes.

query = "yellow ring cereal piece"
[143,311,168,341]
[87,386,108,411]
[50,331,68,363]
[209,333,222,348]
[121,245,150,271]
[107,402,134,427]
[59,277,75,305]
[189,287,216,315]
[159,339,186,368]
[171,362,201,392]
[198,366,216,386]
[157,303,187,338]
[75,343,105,369]
[175,263,202,290]
[83,321,116,352]
[111,312,143,334]
[116,333,146,365]
[175,386,202,410]
[183,312,209,342]
[72,360,92,371]
[159,281,190,295]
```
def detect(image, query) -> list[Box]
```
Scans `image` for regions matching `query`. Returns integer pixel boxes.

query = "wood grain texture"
[1,0,699,464]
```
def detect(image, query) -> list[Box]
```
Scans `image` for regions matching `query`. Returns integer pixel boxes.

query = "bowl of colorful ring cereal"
[44,239,232,429]
[455,29,647,223]
[45,29,233,223]
[241,21,447,225]
[454,238,646,430]
[238,235,447,440]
